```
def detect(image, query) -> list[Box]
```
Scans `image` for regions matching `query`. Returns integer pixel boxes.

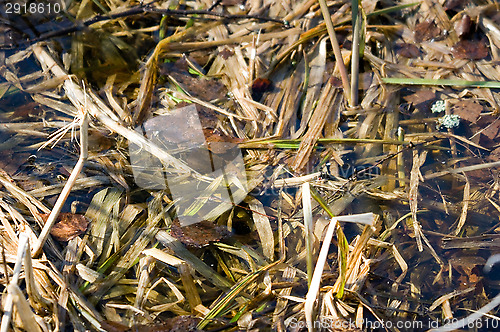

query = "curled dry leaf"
[452,40,489,60]
[41,213,89,241]
[170,218,231,248]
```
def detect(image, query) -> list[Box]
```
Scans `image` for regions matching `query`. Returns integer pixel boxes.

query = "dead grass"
[0,0,500,331]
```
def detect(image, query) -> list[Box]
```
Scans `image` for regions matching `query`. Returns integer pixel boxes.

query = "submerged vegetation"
[0,0,500,331]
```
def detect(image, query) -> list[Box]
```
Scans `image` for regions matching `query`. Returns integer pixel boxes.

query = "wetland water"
[1,1,500,331]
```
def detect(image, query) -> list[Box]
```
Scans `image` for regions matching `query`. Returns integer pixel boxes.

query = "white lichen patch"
[431,100,446,113]
[437,114,461,129]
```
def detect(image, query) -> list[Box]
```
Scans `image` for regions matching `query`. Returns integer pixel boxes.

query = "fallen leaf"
[452,40,489,60]
[219,47,234,59]
[481,118,500,140]
[402,89,436,111]
[41,213,89,241]
[451,100,483,122]
[251,77,273,100]
[454,14,472,39]
[170,219,231,248]
[414,20,442,42]
[203,128,243,154]
[161,59,227,102]
[396,43,421,58]
[487,146,500,162]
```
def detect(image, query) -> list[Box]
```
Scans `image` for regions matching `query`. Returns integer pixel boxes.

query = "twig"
[32,111,88,257]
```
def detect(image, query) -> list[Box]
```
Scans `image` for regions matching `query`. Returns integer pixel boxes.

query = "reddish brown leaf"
[251,78,273,100]
[481,118,500,140]
[203,128,243,154]
[452,40,489,60]
[414,20,442,42]
[219,47,234,60]
[488,146,500,162]
[396,43,421,58]
[161,59,227,102]
[451,100,483,122]
[402,89,436,111]
[170,219,230,247]
[454,14,472,39]
[42,213,89,241]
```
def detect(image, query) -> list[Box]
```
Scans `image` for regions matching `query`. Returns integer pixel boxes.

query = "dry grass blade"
[247,198,274,261]
[409,149,427,251]
[302,182,314,285]
[6,284,44,332]
[454,174,470,235]
[292,85,342,171]
[304,217,338,332]
[0,233,29,332]
[317,0,351,102]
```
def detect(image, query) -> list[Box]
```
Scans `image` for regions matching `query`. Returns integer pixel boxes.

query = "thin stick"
[318,0,351,104]
[32,112,88,257]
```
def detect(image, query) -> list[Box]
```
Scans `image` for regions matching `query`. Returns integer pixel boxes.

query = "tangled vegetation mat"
[1,0,500,331]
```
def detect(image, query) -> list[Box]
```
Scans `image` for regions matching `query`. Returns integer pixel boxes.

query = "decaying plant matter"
[0,0,500,331]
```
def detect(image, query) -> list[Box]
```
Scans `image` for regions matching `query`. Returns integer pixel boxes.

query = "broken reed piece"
[32,111,88,257]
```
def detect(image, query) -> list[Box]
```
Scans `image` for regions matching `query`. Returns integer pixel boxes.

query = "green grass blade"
[382,77,500,89]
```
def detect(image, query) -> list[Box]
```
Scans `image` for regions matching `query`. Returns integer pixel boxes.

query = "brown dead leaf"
[452,40,489,60]
[487,146,500,162]
[161,59,227,102]
[219,47,234,59]
[396,43,421,58]
[251,77,273,101]
[170,219,231,248]
[402,89,436,111]
[451,100,483,122]
[414,20,442,42]
[481,118,500,140]
[41,213,89,241]
[203,128,243,154]
[454,14,472,39]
